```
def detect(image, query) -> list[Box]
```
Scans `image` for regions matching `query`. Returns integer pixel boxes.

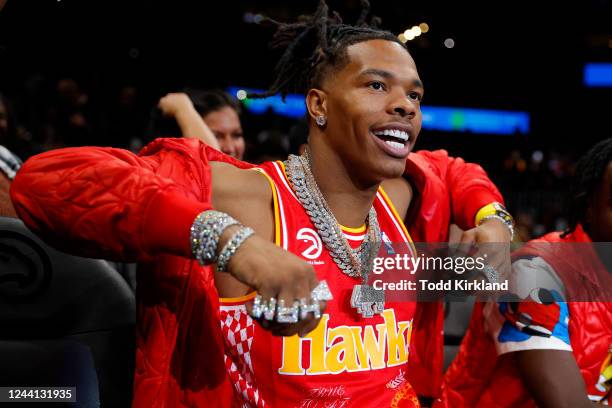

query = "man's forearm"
[10,143,211,262]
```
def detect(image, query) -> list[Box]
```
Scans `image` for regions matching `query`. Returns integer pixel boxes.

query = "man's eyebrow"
[358,68,395,79]
[359,69,424,89]
[412,79,424,89]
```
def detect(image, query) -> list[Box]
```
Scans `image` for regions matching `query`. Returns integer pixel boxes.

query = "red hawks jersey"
[219,161,420,408]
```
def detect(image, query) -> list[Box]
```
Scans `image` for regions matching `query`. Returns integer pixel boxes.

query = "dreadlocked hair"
[562,137,612,237]
[250,0,404,100]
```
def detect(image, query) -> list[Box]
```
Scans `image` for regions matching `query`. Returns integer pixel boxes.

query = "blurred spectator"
[500,148,574,239]
[0,144,21,217]
[105,85,147,151]
[0,92,41,160]
[150,89,246,159]
[247,129,289,163]
[41,78,93,150]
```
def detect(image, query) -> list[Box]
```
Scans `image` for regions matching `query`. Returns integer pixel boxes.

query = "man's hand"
[472,217,513,242]
[223,227,325,338]
[158,93,196,118]
[456,218,513,283]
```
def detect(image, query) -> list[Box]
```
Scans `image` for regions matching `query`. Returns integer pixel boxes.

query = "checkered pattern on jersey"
[220,304,265,407]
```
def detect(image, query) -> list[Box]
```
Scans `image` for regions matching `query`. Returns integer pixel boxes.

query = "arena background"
[1,0,611,240]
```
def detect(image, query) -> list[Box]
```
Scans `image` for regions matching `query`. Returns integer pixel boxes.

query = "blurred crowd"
[0,76,579,242]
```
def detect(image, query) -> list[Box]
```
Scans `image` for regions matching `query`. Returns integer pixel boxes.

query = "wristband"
[475,202,515,240]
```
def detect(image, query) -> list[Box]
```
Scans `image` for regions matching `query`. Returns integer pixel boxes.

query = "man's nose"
[389,93,417,119]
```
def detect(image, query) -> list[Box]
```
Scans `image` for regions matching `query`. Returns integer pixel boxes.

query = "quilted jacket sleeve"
[10,138,212,262]
[416,149,504,230]
[407,150,505,400]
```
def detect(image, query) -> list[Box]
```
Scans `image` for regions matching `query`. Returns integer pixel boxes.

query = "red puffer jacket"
[10,138,502,407]
[436,225,612,407]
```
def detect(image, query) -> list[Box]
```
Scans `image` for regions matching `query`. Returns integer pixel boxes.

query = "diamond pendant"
[350,284,385,318]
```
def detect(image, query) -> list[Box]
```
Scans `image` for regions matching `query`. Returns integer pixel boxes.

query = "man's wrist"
[475,202,514,240]
[479,216,512,238]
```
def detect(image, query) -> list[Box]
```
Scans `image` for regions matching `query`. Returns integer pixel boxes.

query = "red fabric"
[405,150,504,399]
[10,138,502,406]
[436,225,612,407]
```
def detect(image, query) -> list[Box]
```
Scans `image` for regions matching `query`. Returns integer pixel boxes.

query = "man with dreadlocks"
[438,139,612,408]
[10,1,512,407]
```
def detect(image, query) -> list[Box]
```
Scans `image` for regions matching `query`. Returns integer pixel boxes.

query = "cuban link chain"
[284,150,384,317]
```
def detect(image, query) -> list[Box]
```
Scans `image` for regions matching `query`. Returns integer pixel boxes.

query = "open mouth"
[372,128,410,149]
[370,125,413,158]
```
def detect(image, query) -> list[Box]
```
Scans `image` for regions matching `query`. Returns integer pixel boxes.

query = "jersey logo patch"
[297,228,323,260]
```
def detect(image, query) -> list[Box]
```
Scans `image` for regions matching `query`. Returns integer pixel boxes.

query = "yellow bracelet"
[475,202,515,239]
[475,203,500,225]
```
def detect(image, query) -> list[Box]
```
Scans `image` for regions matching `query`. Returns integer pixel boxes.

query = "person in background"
[0,92,37,160]
[155,89,246,159]
[0,93,16,147]
[47,78,93,149]
[437,138,612,408]
[0,144,21,217]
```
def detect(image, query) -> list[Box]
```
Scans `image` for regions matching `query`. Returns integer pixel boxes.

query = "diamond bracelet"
[216,227,255,273]
[190,210,240,265]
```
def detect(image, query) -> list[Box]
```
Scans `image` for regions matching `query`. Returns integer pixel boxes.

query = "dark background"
[0,0,611,239]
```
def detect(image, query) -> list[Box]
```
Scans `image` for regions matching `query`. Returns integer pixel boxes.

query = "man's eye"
[408,92,422,101]
[368,81,386,91]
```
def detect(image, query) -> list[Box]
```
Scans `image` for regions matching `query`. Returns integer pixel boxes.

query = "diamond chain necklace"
[284,149,381,282]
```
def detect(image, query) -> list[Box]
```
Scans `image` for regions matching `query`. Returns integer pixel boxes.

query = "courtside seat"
[0,217,135,407]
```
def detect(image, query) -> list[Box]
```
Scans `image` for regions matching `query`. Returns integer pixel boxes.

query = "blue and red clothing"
[436,225,612,407]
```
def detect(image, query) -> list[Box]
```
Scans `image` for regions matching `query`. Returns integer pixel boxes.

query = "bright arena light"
[236,90,248,100]
[444,38,455,48]
[401,23,427,41]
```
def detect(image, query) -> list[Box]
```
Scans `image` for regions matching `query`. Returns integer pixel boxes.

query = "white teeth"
[373,129,409,142]
[385,140,405,150]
